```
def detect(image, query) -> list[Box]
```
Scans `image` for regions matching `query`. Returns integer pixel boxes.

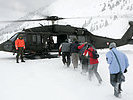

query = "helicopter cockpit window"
[23,35,26,42]
[9,34,18,42]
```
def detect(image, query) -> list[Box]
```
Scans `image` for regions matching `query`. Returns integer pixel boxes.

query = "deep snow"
[0,45,133,100]
[0,0,133,100]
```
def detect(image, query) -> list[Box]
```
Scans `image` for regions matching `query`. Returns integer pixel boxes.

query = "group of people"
[59,38,129,98]
[59,38,102,83]
[15,36,129,98]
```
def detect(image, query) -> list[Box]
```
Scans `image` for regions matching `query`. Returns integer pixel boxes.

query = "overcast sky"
[0,0,55,20]
[0,0,55,28]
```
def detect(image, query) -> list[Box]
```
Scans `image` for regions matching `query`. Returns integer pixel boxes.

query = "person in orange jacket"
[15,36,25,63]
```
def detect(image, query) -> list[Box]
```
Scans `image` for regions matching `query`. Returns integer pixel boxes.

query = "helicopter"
[0,16,133,58]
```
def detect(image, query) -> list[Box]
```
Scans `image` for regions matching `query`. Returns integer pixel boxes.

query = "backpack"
[91,50,99,59]
[79,44,87,55]
[70,43,80,53]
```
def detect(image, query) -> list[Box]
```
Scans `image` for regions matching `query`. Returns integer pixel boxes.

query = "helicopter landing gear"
[24,52,58,59]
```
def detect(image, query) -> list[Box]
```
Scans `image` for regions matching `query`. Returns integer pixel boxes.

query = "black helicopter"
[0,16,133,58]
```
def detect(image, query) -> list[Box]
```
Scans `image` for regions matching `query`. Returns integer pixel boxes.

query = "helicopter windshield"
[9,34,18,42]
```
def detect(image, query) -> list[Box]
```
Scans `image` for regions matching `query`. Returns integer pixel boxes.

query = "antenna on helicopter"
[39,23,44,26]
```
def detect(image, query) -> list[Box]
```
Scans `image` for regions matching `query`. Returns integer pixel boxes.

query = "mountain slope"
[0,0,133,43]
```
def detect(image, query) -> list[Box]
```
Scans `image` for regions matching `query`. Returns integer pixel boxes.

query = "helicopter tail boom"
[121,21,133,44]
[128,39,133,44]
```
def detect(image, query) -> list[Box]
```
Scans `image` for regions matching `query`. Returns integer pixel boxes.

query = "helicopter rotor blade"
[0,18,48,23]
[63,14,133,19]
[0,16,66,23]
[0,15,133,23]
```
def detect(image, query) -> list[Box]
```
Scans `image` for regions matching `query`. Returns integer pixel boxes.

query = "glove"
[124,69,127,73]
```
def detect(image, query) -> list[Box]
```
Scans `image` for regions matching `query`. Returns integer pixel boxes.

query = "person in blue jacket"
[106,42,129,97]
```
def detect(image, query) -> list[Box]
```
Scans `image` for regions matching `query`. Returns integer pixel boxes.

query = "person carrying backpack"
[59,39,71,67]
[78,42,89,74]
[83,43,102,84]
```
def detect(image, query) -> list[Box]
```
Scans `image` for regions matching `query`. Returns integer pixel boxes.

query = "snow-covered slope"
[49,0,133,38]
[0,6,51,43]
[0,0,133,43]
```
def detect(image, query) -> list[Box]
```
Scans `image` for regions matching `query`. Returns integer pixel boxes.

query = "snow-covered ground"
[0,0,133,100]
[0,45,133,100]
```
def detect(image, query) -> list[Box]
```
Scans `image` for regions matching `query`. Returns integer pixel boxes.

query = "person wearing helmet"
[15,36,25,63]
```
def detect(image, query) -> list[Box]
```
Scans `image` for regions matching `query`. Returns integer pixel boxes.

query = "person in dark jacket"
[70,38,80,69]
[83,44,102,84]
[59,39,71,67]
[106,42,129,97]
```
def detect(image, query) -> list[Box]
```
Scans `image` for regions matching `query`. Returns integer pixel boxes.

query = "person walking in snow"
[15,35,26,63]
[82,43,102,84]
[59,39,71,67]
[106,42,129,97]
[70,38,80,69]
[78,42,89,74]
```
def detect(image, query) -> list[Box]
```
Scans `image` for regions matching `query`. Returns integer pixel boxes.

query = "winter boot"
[21,59,25,62]
[66,63,69,67]
[99,80,102,84]
[114,83,121,97]
[16,58,19,63]
[119,84,122,92]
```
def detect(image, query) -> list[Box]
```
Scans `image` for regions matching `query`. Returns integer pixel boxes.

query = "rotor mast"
[46,16,64,25]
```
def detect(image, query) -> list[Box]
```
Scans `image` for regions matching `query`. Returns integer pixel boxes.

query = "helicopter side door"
[26,33,43,52]
[56,35,67,49]
[45,34,68,52]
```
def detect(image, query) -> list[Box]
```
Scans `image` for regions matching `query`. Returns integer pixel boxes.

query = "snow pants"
[71,53,79,68]
[88,64,102,83]
[80,55,88,73]
[16,47,24,62]
[62,52,71,67]
[110,74,123,97]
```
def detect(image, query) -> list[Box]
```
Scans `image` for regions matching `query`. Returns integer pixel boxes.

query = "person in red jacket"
[80,43,102,84]
[78,42,89,74]
[15,36,25,63]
